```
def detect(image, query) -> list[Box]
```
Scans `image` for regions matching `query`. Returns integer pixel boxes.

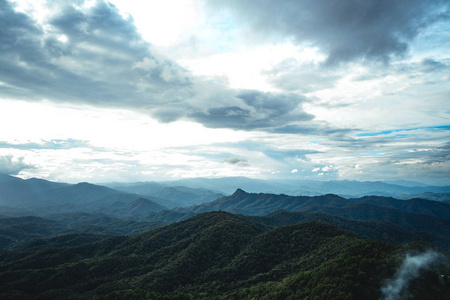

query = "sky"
[0,0,449,185]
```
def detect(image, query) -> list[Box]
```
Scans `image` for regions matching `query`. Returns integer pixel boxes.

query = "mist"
[381,250,442,300]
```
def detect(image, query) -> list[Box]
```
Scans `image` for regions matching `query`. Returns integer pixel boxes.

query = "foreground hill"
[1,211,448,299]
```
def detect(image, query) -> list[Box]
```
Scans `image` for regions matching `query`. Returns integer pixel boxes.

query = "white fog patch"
[381,250,443,300]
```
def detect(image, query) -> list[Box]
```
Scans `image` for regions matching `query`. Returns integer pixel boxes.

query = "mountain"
[249,210,450,250]
[302,203,450,239]
[185,189,450,218]
[0,174,23,183]
[154,177,450,199]
[0,175,68,207]
[351,196,450,218]
[398,192,450,203]
[107,182,225,208]
[0,179,168,216]
[0,216,64,244]
[159,176,299,194]
[24,182,127,207]
[152,186,225,207]
[384,180,431,187]
[0,212,162,251]
[133,189,450,250]
[95,198,167,218]
[0,211,448,299]
[184,189,349,215]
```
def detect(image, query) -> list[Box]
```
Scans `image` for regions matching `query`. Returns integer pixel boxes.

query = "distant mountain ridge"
[0,175,170,216]
[179,189,450,218]
[155,176,450,200]
[2,174,450,251]
[106,181,225,208]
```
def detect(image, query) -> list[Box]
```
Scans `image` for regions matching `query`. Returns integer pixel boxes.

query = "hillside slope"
[0,212,448,299]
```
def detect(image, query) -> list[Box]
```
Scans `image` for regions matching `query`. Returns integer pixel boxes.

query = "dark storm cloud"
[0,0,191,112]
[0,156,34,175]
[205,0,450,64]
[190,90,313,130]
[0,0,330,133]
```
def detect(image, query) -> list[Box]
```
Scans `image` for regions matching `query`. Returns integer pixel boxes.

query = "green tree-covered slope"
[0,211,448,299]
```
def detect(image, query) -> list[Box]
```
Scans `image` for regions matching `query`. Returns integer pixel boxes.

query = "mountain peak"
[233,188,247,196]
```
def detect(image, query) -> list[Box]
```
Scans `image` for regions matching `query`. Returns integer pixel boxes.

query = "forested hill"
[132,189,450,250]
[1,211,448,299]
[185,189,349,215]
[184,189,450,217]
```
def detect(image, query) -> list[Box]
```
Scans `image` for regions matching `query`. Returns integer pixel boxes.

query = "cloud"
[311,133,450,184]
[262,148,320,162]
[291,169,298,173]
[205,0,450,64]
[190,90,314,130]
[271,124,352,136]
[264,59,340,93]
[0,0,191,113]
[0,139,91,150]
[223,157,249,166]
[1,0,342,134]
[0,155,34,175]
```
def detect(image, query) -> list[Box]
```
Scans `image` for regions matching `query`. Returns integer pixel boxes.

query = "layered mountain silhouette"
[2,174,450,251]
[1,175,450,298]
[153,176,450,200]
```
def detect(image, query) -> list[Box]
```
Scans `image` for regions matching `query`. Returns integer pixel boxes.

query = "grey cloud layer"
[205,0,450,63]
[0,0,328,133]
[223,157,249,166]
[0,156,34,175]
[0,0,191,106]
[190,91,313,130]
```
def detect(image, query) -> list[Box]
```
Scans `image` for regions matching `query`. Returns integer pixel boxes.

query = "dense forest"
[0,211,449,299]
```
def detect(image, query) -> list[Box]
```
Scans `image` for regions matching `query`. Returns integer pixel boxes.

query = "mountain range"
[151,176,450,200]
[1,174,450,298]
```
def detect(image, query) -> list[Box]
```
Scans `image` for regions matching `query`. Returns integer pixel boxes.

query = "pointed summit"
[233,188,246,196]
